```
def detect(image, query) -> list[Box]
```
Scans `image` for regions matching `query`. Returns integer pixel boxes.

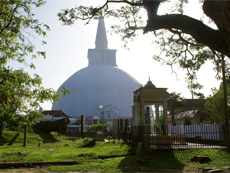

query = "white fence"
[168,124,225,141]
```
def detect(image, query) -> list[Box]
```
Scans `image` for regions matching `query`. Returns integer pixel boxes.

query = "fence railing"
[169,124,225,141]
[119,124,228,149]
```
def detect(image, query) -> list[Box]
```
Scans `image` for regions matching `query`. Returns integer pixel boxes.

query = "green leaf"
[0,0,64,136]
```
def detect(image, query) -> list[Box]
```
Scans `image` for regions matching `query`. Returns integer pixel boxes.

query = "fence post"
[125,119,129,132]
[120,119,123,141]
[81,115,85,139]
[117,119,120,140]
[8,133,20,146]
[124,119,129,142]
[23,125,27,146]
[124,120,126,142]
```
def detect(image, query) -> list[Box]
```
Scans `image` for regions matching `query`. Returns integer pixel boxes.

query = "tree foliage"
[57,0,230,98]
[205,84,230,123]
[0,0,70,136]
[183,117,191,125]
[89,123,111,132]
[168,92,186,125]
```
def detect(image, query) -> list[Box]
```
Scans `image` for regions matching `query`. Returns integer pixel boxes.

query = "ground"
[0,169,50,173]
[0,168,197,173]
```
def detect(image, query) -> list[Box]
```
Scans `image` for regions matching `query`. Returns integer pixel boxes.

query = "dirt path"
[0,168,50,173]
[0,169,83,173]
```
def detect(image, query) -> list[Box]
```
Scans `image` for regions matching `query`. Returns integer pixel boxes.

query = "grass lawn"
[0,128,230,172]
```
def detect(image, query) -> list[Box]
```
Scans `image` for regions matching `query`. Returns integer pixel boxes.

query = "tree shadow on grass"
[0,127,59,145]
[79,139,96,148]
[32,126,59,143]
[118,148,185,172]
[0,130,22,144]
[0,136,9,144]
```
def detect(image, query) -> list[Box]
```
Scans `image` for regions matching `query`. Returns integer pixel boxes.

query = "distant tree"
[186,72,205,99]
[183,117,191,125]
[154,113,166,134]
[0,0,70,138]
[168,92,186,125]
[89,124,111,132]
[205,84,230,123]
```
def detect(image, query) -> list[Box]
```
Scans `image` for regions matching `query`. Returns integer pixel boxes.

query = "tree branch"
[107,0,143,6]
[84,0,143,25]
[168,29,203,47]
[144,14,230,57]
[0,4,20,35]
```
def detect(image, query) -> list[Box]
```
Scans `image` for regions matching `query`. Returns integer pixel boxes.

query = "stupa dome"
[52,17,140,118]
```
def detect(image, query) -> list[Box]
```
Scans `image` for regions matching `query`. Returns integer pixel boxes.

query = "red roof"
[42,110,69,118]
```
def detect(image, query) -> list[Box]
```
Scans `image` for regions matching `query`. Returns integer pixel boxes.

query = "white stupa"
[52,17,141,119]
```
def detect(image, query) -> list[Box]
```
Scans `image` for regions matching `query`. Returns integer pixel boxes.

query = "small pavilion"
[132,78,170,144]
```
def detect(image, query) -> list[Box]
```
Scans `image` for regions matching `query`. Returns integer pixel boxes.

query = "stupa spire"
[87,17,117,67]
[95,17,108,49]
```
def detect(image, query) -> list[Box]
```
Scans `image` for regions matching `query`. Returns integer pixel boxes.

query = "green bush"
[184,117,191,125]
[89,124,111,132]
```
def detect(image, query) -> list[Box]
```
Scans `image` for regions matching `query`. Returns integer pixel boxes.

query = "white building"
[52,17,141,125]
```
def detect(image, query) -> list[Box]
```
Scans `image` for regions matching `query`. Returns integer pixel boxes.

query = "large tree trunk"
[143,0,230,57]
[203,0,230,40]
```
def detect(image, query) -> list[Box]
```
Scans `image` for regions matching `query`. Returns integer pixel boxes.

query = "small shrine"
[132,78,170,144]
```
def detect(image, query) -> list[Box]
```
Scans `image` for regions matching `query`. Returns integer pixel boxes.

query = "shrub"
[89,124,111,132]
